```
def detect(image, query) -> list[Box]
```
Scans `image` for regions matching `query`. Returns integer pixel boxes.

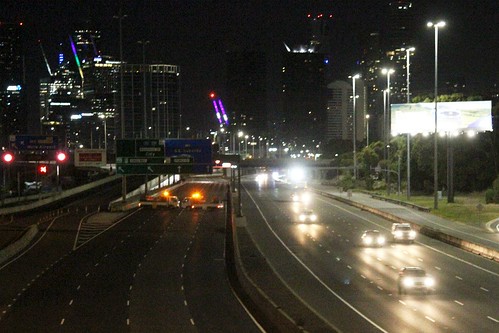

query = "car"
[291,191,311,204]
[391,223,416,243]
[298,209,317,223]
[361,230,386,247]
[397,267,435,295]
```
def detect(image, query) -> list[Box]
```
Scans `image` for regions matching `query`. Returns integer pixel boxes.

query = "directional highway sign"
[116,164,211,175]
[164,139,212,174]
[116,139,164,158]
[116,138,212,175]
[9,135,59,151]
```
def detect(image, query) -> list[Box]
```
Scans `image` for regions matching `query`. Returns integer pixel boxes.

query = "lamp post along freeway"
[427,20,446,210]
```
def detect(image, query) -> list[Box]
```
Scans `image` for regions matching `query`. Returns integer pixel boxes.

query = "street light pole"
[138,40,150,138]
[403,46,415,199]
[350,74,360,180]
[114,7,127,139]
[428,21,445,210]
[365,114,370,147]
[382,68,394,195]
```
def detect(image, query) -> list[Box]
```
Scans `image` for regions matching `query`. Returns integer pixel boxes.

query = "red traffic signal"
[209,91,216,99]
[38,164,48,174]
[56,151,67,162]
[2,152,14,163]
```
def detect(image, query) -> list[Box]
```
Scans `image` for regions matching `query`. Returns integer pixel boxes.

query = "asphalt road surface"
[0,177,261,332]
[243,177,499,332]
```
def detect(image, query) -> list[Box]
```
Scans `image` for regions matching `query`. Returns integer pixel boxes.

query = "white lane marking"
[480,287,489,292]
[399,300,407,305]
[488,316,499,323]
[69,299,73,306]
[455,276,463,280]
[435,266,441,270]
[246,188,388,333]
[317,196,499,277]
[425,316,436,323]
[190,318,195,325]
[454,300,464,306]
[0,214,66,270]
[60,318,65,325]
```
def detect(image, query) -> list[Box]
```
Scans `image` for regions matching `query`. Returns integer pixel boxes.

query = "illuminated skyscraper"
[0,21,26,148]
[279,12,333,156]
[119,64,181,139]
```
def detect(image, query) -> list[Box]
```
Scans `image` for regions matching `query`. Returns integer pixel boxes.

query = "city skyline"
[1,0,497,133]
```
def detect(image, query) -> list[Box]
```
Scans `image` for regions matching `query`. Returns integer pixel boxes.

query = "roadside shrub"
[493,177,499,203]
[485,189,494,204]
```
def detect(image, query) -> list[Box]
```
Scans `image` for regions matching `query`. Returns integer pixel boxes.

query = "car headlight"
[409,231,417,238]
[424,277,435,287]
[377,236,386,245]
[310,215,317,221]
[363,236,373,245]
[403,278,414,287]
[299,215,305,221]
[395,231,403,237]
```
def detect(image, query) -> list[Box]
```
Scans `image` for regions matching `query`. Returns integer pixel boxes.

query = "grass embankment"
[384,192,499,227]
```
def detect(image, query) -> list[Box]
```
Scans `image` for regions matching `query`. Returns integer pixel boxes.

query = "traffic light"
[2,151,14,163]
[56,151,67,162]
[209,91,216,99]
[38,164,48,175]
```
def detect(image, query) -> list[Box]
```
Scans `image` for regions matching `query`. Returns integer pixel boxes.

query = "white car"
[391,223,416,243]
[398,267,435,295]
[291,191,311,204]
[298,209,317,223]
[361,230,386,247]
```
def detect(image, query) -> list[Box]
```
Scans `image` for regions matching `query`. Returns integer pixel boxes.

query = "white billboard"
[391,101,492,135]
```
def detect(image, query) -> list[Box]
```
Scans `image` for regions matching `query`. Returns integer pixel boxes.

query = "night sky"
[2,0,498,132]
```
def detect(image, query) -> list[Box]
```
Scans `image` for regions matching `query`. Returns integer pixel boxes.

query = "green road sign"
[116,139,164,158]
[116,163,212,175]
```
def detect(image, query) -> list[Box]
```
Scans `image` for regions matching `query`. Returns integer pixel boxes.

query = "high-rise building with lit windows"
[118,64,181,140]
[0,21,26,148]
[279,12,333,156]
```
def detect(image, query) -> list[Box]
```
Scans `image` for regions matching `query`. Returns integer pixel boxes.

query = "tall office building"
[0,21,26,148]
[386,1,414,50]
[358,2,415,143]
[281,51,327,154]
[326,80,366,143]
[118,64,181,140]
[225,50,268,138]
[280,13,332,156]
[384,1,415,104]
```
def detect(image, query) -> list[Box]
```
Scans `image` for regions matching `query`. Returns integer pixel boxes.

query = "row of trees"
[321,94,498,197]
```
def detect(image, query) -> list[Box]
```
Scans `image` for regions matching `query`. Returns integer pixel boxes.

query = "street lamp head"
[365,114,370,119]
[349,74,361,79]
[427,21,446,28]
[382,68,394,75]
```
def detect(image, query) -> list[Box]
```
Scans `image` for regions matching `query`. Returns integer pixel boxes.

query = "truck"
[139,192,179,209]
[181,195,224,210]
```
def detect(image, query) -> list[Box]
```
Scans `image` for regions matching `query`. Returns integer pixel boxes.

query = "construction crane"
[38,40,53,76]
[209,91,229,126]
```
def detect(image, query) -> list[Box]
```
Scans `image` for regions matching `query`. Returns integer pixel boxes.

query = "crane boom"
[38,41,52,76]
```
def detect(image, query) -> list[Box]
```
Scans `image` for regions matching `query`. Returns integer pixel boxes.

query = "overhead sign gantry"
[116,139,212,175]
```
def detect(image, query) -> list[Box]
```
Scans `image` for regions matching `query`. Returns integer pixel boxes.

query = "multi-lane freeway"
[242,176,499,332]
[0,177,261,332]
[1,173,497,332]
